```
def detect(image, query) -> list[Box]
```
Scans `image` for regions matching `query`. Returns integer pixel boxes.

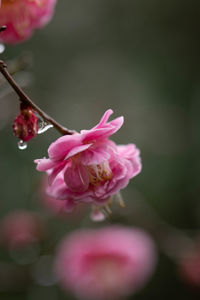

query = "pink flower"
[55,226,157,300]
[0,211,44,248]
[0,0,57,44]
[35,109,142,214]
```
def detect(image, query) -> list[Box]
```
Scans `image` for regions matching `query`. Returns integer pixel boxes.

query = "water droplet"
[38,121,53,134]
[18,140,27,150]
[0,43,5,54]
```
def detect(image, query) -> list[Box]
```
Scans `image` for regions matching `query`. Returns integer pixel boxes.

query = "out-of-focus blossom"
[13,106,38,142]
[178,243,200,288]
[0,211,44,248]
[35,109,142,216]
[55,226,156,300]
[0,0,57,44]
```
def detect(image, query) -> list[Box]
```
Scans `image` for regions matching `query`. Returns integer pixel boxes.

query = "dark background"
[0,0,200,299]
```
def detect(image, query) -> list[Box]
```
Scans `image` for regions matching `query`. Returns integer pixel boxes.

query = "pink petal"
[117,144,138,158]
[65,144,92,160]
[46,178,68,200]
[81,110,124,142]
[48,134,82,161]
[93,109,113,129]
[48,161,67,185]
[64,164,89,193]
[109,158,127,180]
[81,144,111,165]
[117,144,142,177]
[108,116,124,132]
[82,119,123,142]
[35,158,58,171]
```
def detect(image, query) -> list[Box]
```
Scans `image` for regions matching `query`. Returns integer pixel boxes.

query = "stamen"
[115,193,126,208]
[87,161,113,186]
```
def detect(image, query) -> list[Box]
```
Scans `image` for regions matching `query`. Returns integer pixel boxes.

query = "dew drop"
[38,121,53,134]
[18,140,27,150]
[0,43,5,54]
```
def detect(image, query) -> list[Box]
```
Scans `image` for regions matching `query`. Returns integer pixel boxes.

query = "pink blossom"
[0,0,57,44]
[35,109,142,214]
[55,226,157,300]
[0,211,44,248]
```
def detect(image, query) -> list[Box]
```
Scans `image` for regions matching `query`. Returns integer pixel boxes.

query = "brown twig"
[0,60,73,135]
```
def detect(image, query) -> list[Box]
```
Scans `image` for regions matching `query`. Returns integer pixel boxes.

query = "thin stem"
[0,60,74,136]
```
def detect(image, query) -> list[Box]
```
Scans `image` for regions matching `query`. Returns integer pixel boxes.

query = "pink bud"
[13,106,38,142]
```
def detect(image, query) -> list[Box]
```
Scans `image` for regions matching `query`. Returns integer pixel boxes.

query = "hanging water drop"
[0,43,5,54]
[38,121,53,134]
[18,140,27,150]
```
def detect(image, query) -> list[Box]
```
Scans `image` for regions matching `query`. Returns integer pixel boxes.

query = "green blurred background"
[0,0,200,299]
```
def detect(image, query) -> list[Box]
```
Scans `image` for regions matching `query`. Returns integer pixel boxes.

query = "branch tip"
[0,59,73,136]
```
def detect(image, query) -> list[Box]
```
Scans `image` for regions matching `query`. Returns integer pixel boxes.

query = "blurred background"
[0,0,200,299]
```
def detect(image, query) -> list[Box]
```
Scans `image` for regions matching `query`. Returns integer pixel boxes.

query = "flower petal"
[82,117,123,142]
[48,134,82,161]
[93,109,113,129]
[48,161,67,185]
[64,164,89,193]
[35,158,58,171]
[81,144,111,165]
[65,144,92,160]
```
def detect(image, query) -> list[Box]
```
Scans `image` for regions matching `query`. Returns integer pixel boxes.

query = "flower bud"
[13,106,38,142]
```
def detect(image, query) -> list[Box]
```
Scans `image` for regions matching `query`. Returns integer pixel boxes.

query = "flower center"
[91,257,123,293]
[64,157,113,193]
[87,161,113,186]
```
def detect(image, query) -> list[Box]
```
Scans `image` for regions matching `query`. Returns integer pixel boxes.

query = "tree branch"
[0,60,74,136]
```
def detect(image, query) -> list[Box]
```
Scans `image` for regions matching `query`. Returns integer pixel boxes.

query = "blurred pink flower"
[178,243,200,288]
[35,109,141,214]
[0,211,44,248]
[0,0,57,44]
[55,226,157,300]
